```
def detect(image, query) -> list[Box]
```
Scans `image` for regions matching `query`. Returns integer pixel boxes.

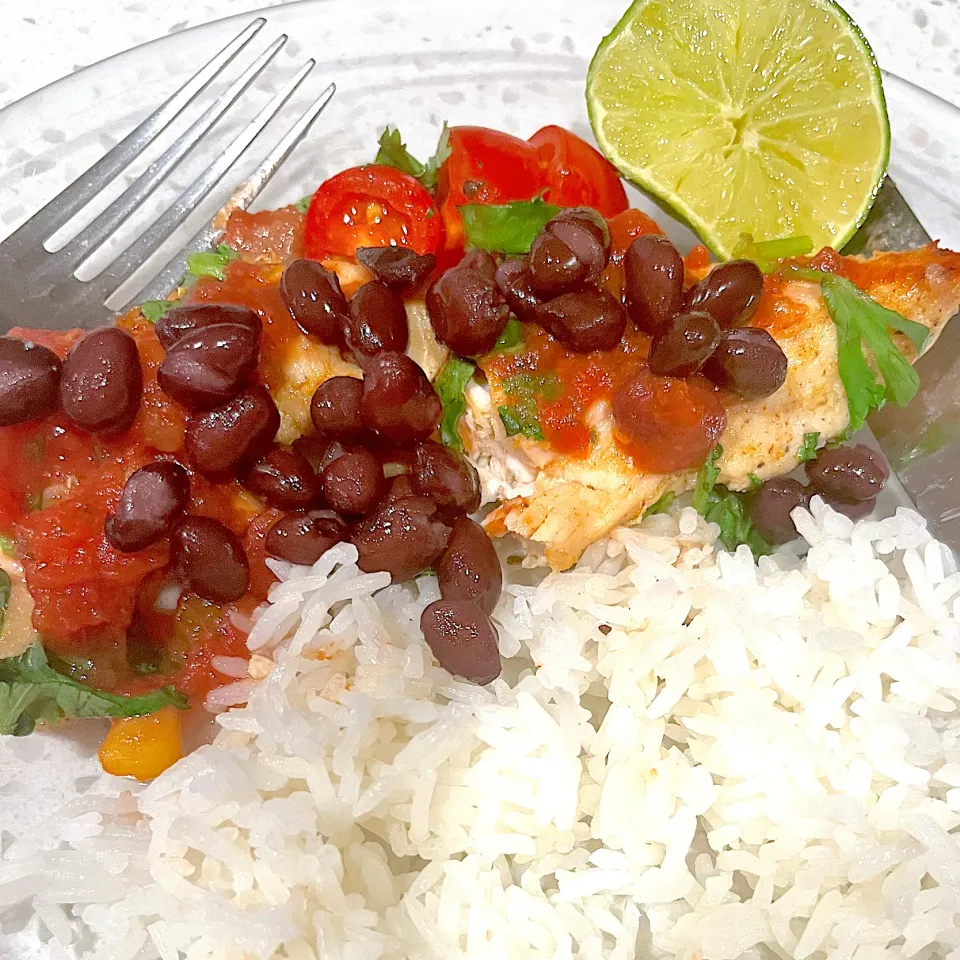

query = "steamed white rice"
[2,497,960,959]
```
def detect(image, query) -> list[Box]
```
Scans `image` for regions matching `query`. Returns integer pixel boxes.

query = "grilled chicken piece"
[473,245,960,570]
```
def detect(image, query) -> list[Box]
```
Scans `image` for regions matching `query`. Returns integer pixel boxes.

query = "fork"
[0,19,335,333]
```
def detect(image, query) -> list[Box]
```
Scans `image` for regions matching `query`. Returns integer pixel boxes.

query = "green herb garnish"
[294,194,313,214]
[490,318,525,354]
[747,473,763,492]
[185,243,239,282]
[502,372,560,402]
[0,570,10,635]
[820,273,929,434]
[733,234,814,274]
[140,299,175,323]
[434,356,476,451]
[691,445,722,514]
[374,123,451,193]
[498,403,544,441]
[0,644,187,737]
[644,490,676,518]
[797,431,820,463]
[461,199,562,255]
[0,534,15,558]
[691,446,772,556]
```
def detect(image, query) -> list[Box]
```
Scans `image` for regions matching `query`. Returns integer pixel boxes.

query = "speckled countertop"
[2,0,960,112]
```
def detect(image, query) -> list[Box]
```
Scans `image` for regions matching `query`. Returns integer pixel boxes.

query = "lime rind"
[587,0,890,259]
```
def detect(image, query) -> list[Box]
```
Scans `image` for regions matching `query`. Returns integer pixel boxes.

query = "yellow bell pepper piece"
[98,706,183,781]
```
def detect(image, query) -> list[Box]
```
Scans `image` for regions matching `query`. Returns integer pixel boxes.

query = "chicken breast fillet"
[473,245,960,570]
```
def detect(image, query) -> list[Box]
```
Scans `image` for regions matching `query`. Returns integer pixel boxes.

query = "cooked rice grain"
[3,498,960,959]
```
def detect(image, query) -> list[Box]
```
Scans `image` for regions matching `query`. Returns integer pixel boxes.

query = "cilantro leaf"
[498,404,544,441]
[434,357,476,451]
[461,199,562,254]
[140,299,175,323]
[375,127,426,179]
[0,644,187,737]
[0,569,9,635]
[691,445,722,514]
[733,234,814,274]
[294,193,313,214]
[490,318,525,354]
[420,123,452,193]
[797,431,820,463]
[702,488,773,557]
[502,372,560,402]
[374,124,451,192]
[691,445,771,556]
[644,490,676,518]
[820,274,928,433]
[185,243,239,282]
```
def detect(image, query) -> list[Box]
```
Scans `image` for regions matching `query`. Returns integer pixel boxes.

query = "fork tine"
[5,18,266,250]
[85,66,329,299]
[127,82,338,306]
[46,34,290,274]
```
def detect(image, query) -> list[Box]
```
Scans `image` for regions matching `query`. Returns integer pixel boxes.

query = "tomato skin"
[436,127,544,252]
[303,165,442,259]
[529,125,629,218]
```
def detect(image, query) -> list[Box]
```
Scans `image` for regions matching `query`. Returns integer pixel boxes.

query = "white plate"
[1,2,959,954]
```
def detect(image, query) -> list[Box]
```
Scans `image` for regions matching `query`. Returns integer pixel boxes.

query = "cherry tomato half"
[529,125,629,219]
[304,165,443,260]
[436,126,543,253]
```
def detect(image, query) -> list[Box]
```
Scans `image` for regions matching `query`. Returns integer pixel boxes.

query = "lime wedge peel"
[587,0,890,259]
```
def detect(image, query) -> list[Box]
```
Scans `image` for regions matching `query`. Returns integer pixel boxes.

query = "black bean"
[536,289,627,352]
[293,435,349,474]
[60,327,142,434]
[360,352,442,446]
[528,218,606,297]
[321,448,385,515]
[426,260,510,356]
[343,281,408,358]
[279,258,348,343]
[459,249,498,280]
[648,311,720,377]
[623,235,685,334]
[495,258,542,321]
[356,246,436,288]
[822,495,877,520]
[380,472,417,506]
[105,461,190,552]
[748,478,809,545]
[309,376,365,439]
[158,323,259,410]
[805,444,888,504]
[265,509,348,565]
[243,446,319,510]
[155,302,262,351]
[684,260,764,328]
[702,327,787,400]
[413,440,481,515]
[352,495,451,581]
[420,599,501,684]
[437,517,502,614]
[172,516,249,602]
[0,337,61,427]
[185,385,279,476]
[550,207,611,252]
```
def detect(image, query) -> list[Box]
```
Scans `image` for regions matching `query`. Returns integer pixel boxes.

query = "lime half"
[587,0,890,258]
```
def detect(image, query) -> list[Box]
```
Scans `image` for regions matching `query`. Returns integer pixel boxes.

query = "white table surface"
[2,0,960,113]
